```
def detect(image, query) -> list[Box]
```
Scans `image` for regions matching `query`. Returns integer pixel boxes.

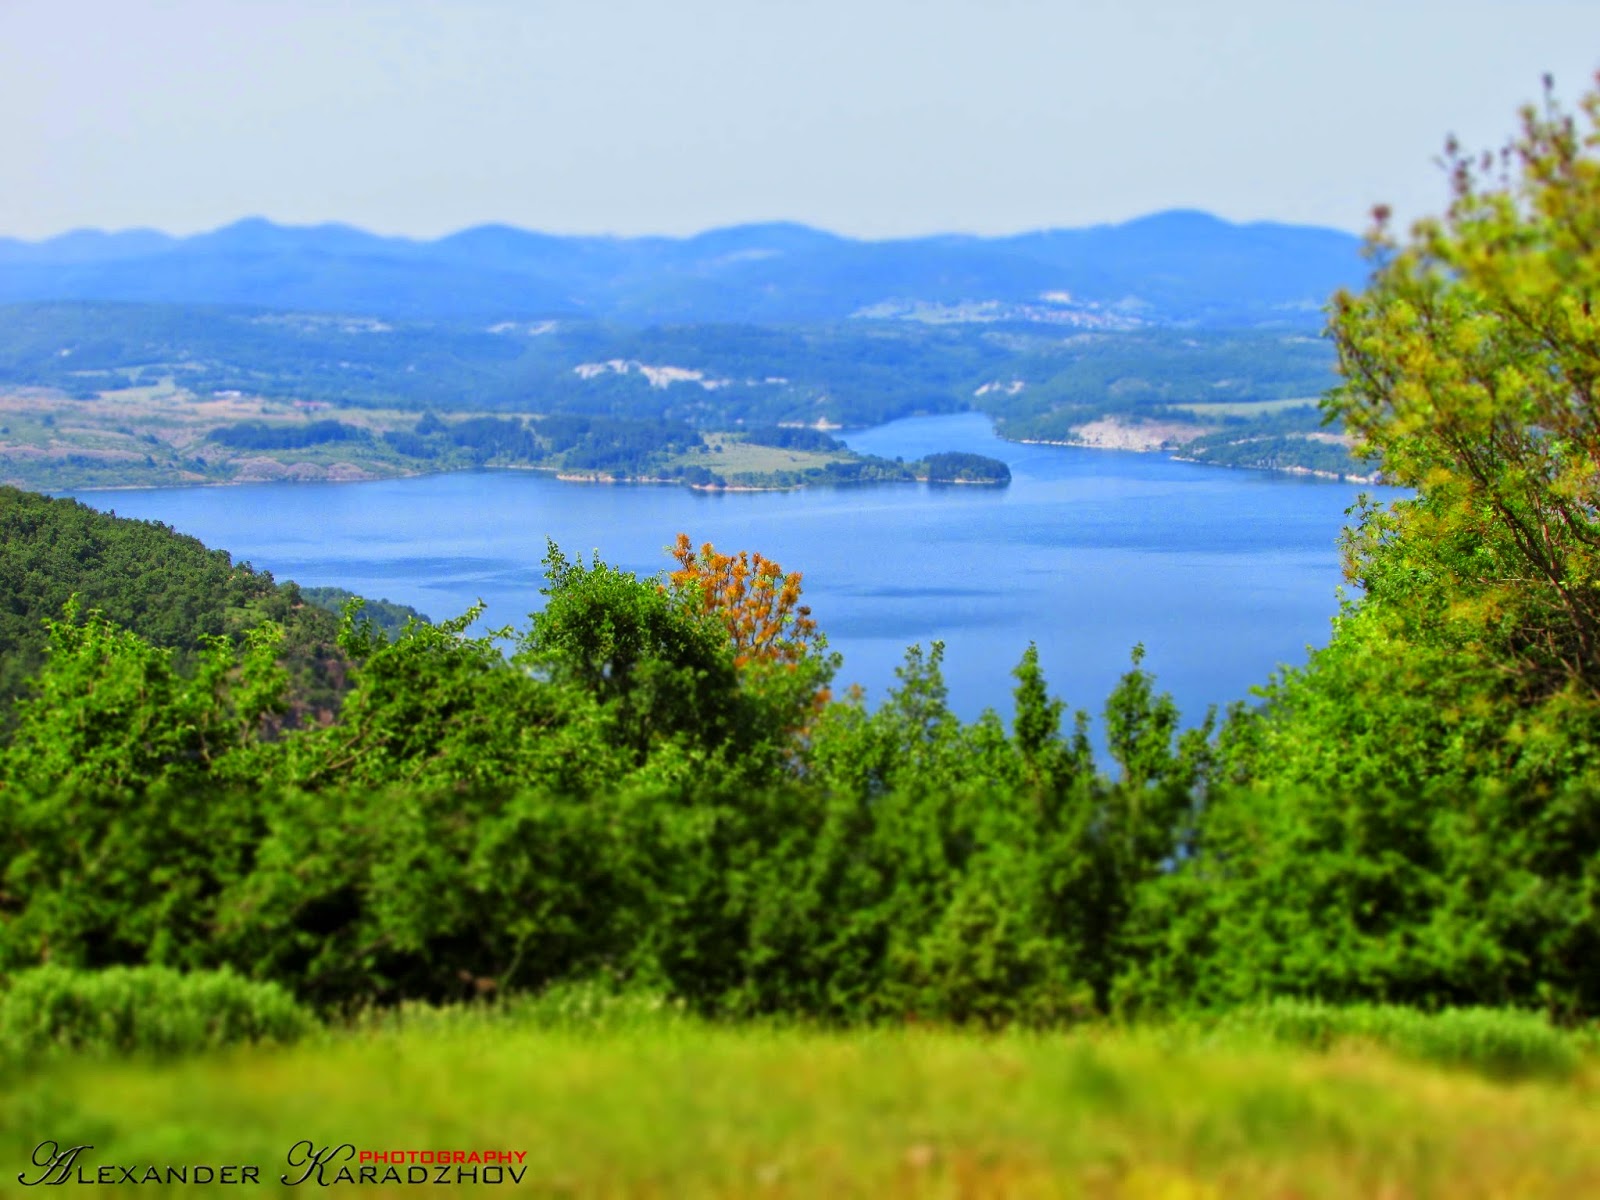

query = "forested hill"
[0,211,1370,484]
[0,211,1364,329]
[0,487,381,722]
[298,586,430,637]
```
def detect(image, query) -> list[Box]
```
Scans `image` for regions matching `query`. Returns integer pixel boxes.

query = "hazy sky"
[4,0,1599,241]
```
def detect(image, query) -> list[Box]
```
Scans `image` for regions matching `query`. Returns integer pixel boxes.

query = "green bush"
[0,964,313,1066]
[211,781,656,1010]
[7,523,1600,1032]
[0,580,1219,1026]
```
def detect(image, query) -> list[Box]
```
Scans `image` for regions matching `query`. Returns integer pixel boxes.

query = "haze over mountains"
[0,210,1365,329]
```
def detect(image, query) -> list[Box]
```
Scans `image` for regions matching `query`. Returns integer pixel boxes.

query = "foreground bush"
[2,520,1598,1029]
[0,964,313,1066]
[1,571,1206,1023]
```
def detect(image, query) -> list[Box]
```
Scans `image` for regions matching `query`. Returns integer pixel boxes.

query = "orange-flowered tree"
[666,533,837,713]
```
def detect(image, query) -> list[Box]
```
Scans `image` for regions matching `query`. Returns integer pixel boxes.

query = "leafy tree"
[211,781,653,1008]
[209,419,364,450]
[739,425,845,452]
[1329,75,1600,702]
[1118,77,1600,1020]
[519,541,747,764]
[920,452,1011,484]
[668,533,821,669]
[665,533,839,739]
[286,600,614,794]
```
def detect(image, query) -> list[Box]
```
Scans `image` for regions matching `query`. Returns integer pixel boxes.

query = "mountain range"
[0,211,1366,329]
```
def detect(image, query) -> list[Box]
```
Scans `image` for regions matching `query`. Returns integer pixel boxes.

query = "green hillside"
[0,488,423,726]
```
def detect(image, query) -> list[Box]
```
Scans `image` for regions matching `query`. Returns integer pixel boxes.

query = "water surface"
[71,414,1400,727]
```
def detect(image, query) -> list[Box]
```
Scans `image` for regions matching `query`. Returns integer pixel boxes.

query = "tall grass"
[5,979,1598,1195]
[342,979,697,1042]
[1173,998,1583,1082]
[4,1008,1597,1198]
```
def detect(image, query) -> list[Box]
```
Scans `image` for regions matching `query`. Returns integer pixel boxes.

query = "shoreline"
[1167,454,1382,485]
[555,472,680,486]
[12,426,1357,494]
[28,463,1010,495]
[1008,435,1379,486]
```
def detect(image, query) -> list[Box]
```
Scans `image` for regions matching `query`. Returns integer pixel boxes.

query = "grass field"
[672,433,849,476]
[5,998,1596,1198]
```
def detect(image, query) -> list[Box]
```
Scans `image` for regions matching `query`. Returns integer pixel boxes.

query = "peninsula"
[0,383,1009,493]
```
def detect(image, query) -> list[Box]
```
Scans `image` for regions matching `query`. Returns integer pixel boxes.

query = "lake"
[69,413,1402,730]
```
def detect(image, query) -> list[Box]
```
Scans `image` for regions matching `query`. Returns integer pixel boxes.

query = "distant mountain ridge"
[0,211,1366,329]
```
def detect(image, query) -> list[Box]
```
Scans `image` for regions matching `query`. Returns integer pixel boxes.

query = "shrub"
[0,965,313,1066]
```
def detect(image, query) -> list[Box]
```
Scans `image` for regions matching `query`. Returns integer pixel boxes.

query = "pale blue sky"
[3,0,1599,240]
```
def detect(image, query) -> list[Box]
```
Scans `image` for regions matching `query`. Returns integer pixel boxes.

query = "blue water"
[69,414,1401,726]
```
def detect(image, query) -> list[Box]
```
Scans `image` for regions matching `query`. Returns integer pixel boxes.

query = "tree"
[1329,74,1600,702]
[520,541,744,762]
[667,533,822,670]
[666,533,838,728]
[1116,77,1600,1019]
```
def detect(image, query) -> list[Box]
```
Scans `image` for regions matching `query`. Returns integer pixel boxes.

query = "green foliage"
[1179,430,1367,478]
[1119,643,1600,1018]
[1,598,286,795]
[0,964,311,1067]
[298,585,429,636]
[715,642,1198,1024]
[209,418,365,449]
[738,425,845,452]
[920,451,1011,483]
[286,601,612,793]
[334,411,705,477]
[0,563,1217,1025]
[0,779,263,975]
[211,781,656,1009]
[0,605,288,972]
[519,541,749,765]
[14,505,1590,1028]
[1117,80,1600,1023]
[0,486,343,728]
[1329,79,1600,702]
[987,330,1337,434]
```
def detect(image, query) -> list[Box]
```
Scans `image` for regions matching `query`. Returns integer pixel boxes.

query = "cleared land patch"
[674,433,848,476]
